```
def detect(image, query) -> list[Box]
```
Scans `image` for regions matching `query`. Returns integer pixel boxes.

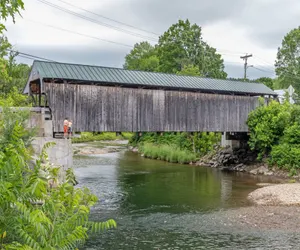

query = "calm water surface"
[74,149,299,250]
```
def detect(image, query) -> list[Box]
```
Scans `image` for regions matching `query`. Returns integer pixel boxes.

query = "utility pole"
[240,54,253,80]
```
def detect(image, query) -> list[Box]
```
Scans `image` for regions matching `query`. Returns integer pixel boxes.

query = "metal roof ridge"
[32,60,265,86]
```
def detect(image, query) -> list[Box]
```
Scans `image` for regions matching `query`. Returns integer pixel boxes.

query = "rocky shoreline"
[196,146,297,179]
[130,145,297,180]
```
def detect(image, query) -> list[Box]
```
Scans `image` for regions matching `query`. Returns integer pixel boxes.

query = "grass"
[139,143,197,164]
[72,132,134,143]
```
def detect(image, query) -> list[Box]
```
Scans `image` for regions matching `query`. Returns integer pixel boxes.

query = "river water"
[74,147,299,249]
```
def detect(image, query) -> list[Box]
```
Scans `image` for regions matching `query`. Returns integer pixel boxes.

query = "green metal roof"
[25,60,276,96]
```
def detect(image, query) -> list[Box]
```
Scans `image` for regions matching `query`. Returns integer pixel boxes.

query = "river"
[73,146,299,249]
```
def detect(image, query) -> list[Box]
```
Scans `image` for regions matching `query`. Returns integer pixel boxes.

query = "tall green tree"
[124,41,159,72]
[124,20,227,79]
[157,19,227,78]
[275,27,300,92]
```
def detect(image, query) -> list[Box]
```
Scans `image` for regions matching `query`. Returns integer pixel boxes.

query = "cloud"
[95,0,248,34]
[5,0,298,79]
[15,44,128,68]
[224,63,274,80]
[231,0,300,48]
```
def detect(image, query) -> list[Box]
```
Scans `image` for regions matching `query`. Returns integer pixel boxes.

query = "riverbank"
[222,183,300,232]
[130,144,299,181]
[196,146,300,180]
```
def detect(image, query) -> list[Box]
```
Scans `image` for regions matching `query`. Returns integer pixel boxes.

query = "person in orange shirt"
[63,118,69,138]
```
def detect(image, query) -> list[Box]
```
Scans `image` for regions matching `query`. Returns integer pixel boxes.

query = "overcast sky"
[4,0,300,79]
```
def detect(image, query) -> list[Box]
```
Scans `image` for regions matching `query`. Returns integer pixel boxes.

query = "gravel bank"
[248,183,300,206]
[224,206,300,232]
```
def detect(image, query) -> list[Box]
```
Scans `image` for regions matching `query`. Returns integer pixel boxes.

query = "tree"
[255,77,274,90]
[157,19,227,78]
[275,27,300,93]
[177,64,201,76]
[0,0,24,33]
[124,41,159,72]
[0,37,31,105]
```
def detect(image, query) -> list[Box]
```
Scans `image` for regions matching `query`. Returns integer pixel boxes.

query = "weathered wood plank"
[45,83,259,133]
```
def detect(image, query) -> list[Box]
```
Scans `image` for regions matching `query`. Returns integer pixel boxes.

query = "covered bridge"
[24,60,276,133]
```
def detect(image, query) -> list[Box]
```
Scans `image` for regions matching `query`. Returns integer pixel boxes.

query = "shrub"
[270,144,300,172]
[282,122,300,145]
[247,100,292,158]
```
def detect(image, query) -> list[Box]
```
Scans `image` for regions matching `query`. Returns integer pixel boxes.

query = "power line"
[252,66,274,74]
[7,49,57,62]
[56,0,160,37]
[35,0,158,42]
[26,19,133,48]
[253,55,276,67]
[25,19,254,59]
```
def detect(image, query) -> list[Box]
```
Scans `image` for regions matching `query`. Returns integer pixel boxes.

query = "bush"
[248,99,300,173]
[282,122,300,145]
[270,144,300,171]
[247,100,292,158]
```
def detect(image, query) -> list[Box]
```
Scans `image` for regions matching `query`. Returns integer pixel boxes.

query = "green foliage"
[247,100,291,158]
[282,122,300,144]
[130,132,220,164]
[124,41,159,72]
[270,144,300,171]
[177,64,201,76]
[275,27,300,93]
[0,106,34,148]
[0,87,31,107]
[72,132,133,143]
[248,99,300,174]
[0,37,31,106]
[0,0,24,33]
[124,19,226,79]
[0,110,116,249]
[157,19,226,78]
[140,143,197,164]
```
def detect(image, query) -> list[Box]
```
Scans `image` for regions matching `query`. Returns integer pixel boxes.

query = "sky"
[4,0,300,79]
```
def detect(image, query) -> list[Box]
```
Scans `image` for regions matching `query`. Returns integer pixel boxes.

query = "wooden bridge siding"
[45,83,259,132]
